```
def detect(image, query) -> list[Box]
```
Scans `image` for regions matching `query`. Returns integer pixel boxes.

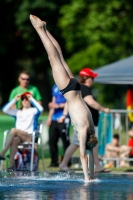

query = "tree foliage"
[0,0,132,109]
[0,0,70,108]
[58,0,133,107]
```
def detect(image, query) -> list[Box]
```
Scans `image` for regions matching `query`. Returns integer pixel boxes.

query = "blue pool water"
[0,171,133,200]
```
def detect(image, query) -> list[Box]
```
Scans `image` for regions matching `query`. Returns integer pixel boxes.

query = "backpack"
[14,147,39,171]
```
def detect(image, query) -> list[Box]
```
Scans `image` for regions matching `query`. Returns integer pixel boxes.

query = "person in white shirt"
[0,92,44,170]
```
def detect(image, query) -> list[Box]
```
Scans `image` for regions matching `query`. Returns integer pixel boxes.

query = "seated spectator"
[0,92,44,171]
[105,134,130,168]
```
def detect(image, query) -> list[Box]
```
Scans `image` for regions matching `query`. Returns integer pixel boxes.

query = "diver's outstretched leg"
[46,30,73,79]
[29,15,70,90]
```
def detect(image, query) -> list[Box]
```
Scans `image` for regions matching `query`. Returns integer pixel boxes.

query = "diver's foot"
[29,14,46,30]
[84,177,90,182]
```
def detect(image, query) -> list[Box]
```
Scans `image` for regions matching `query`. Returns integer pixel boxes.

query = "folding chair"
[1,123,45,172]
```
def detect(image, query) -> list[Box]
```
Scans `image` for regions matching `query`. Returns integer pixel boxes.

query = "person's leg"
[10,136,21,167]
[93,144,103,171]
[120,145,130,167]
[49,121,59,166]
[104,146,117,167]
[93,144,111,172]
[92,126,103,171]
[59,122,71,161]
[0,128,31,158]
[57,122,71,165]
[59,144,79,171]
[30,15,73,90]
[59,129,79,170]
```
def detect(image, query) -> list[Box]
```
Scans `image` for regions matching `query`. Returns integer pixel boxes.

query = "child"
[105,134,131,167]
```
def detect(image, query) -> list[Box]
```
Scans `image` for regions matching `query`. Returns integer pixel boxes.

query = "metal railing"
[100,109,133,168]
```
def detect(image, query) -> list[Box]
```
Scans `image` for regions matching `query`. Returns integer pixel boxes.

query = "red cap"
[79,68,98,78]
[21,92,31,98]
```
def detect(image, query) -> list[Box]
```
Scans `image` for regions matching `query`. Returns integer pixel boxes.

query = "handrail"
[110,109,133,113]
[101,157,133,168]
[102,158,133,161]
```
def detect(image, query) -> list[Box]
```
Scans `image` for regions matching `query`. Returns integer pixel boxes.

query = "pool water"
[0,171,133,200]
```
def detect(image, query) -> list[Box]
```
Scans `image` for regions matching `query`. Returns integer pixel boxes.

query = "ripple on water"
[0,171,133,200]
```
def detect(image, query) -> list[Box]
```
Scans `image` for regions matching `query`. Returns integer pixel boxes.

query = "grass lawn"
[2,157,133,173]
[1,113,133,173]
[38,158,133,173]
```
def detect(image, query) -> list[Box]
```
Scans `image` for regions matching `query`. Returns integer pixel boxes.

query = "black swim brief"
[60,78,80,95]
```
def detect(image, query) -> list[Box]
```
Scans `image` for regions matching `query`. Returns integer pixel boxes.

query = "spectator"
[9,71,42,108]
[0,92,44,171]
[46,84,71,167]
[59,68,110,173]
[105,134,131,168]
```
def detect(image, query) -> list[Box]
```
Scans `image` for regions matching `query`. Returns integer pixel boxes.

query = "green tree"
[58,0,133,108]
[0,0,70,109]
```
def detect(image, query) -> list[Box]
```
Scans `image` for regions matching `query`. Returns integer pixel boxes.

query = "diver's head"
[86,134,98,150]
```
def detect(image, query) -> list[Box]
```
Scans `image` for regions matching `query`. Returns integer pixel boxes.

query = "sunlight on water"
[0,171,133,200]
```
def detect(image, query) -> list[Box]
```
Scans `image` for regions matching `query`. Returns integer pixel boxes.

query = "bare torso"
[64,90,94,133]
